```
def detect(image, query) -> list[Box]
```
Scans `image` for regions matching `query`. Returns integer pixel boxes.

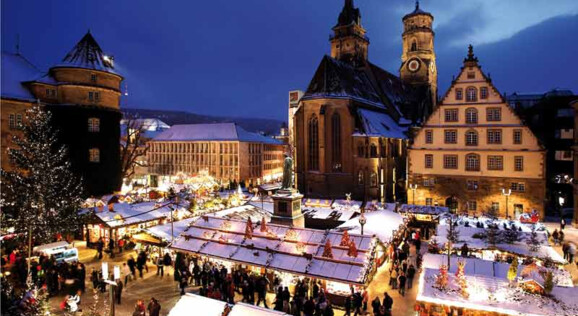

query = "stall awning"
[132,233,164,246]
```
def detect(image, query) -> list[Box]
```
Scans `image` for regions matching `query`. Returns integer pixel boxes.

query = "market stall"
[169,216,380,306]
[397,204,449,239]
[168,294,290,316]
[416,253,578,316]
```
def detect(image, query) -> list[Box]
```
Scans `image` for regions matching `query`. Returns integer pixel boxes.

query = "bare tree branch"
[120,116,151,183]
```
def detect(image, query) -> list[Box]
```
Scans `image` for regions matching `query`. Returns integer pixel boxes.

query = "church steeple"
[330,0,369,66]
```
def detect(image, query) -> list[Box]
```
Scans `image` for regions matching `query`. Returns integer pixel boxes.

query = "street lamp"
[502,188,512,219]
[359,210,367,235]
[409,184,418,205]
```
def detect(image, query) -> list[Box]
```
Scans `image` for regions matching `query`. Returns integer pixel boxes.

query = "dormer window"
[467,72,475,79]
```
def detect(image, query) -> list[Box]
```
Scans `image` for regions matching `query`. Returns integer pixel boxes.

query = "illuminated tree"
[347,240,358,257]
[526,225,541,252]
[507,256,519,286]
[434,264,448,290]
[260,216,268,232]
[322,239,334,259]
[245,217,253,239]
[455,260,469,298]
[340,230,351,246]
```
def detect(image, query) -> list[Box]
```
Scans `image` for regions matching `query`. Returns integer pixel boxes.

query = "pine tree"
[446,218,460,244]
[347,240,358,257]
[0,105,83,259]
[543,271,554,295]
[245,217,253,239]
[485,207,502,248]
[503,225,520,244]
[507,256,519,286]
[260,216,268,232]
[526,225,541,252]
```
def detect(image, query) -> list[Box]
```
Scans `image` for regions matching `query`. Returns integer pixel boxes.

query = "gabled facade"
[293,0,436,202]
[408,46,546,218]
[0,32,123,196]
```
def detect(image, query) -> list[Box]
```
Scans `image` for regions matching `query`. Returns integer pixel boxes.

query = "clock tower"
[400,1,437,108]
[330,0,369,66]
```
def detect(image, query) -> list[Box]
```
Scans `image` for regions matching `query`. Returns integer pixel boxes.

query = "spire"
[336,0,361,27]
[416,0,420,11]
[464,44,479,64]
[58,31,116,73]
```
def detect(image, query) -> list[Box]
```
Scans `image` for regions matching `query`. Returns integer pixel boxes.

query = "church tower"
[330,0,369,66]
[400,1,437,107]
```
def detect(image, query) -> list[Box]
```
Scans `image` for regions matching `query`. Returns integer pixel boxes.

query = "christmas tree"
[0,105,83,263]
[507,256,519,285]
[435,264,448,290]
[322,239,334,259]
[260,216,268,232]
[347,240,358,257]
[245,217,253,239]
[526,225,541,252]
[543,271,554,295]
[340,230,351,246]
[446,218,460,244]
[503,225,520,244]
[455,260,469,298]
[485,207,502,248]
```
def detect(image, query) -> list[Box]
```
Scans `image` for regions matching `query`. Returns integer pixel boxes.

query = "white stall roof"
[82,201,191,228]
[143,217,197,241]
[170,216,377,285]
[336,209,405,243]
[229,303,289,316]
[168,294,227,316]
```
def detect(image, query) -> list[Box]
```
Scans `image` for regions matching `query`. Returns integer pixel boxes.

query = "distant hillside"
[122,108,285,135]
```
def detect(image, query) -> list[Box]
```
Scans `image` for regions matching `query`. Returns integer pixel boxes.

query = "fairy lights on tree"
[340,230,351,246]
[322,239,334,259]
[435,264,448,290]
[455,260,469,299]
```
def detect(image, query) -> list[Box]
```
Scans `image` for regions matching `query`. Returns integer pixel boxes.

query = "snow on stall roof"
[213,205,272,222]
[435,216,565,263]
[356,108,408,139]
[153,123,281,145]
[1,52,43,101]
[248,200,274,215]
[398,204,449,215]
[335,209,405,243]
[302,206,358,222]
[229,302,290,316]
[85,201,190,228]
[170,216,376,285]
[168,293,227,316]
[417,267,578,316]
[143,217,196,241]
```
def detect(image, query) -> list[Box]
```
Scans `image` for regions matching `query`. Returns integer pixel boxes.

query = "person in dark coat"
[353,292,363,316]
[407,265,416,289]
[398,273,407,296]
[256,276,269,308]
[179,274,188,295]
[90,268,99,290]
[96,238,104,259]
[382,292,393,313]
[108,239,115,258]
[77,263,86,293]
[147,297,161,316]
[114,279,123,305]
[127,256,136,278]
[371,296,381,316]
[303,297,315,316]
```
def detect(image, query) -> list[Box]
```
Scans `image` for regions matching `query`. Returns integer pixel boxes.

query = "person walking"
[96,238,104,260]
[133,299,146,316]
[407,265,416,289]
[561,218,566,230]
[123,263,132,286]
[156,256,164,277]
[256,275,269,308]
[344,295,352,316]
[390,268,398,289]
[90,268,99,290]
[560,230,565,244]
[361,288,369,312]
[398,272,407,296]
[127,256,136,278]
[371,296,381,316]
[179,273,188,295]
[382,292,393,315]
[569,243,577,263]
[552,229,560,245]
[563,243,570,261]
[147,297,161,316]
[304,296,315,316]
[108,238,115,259]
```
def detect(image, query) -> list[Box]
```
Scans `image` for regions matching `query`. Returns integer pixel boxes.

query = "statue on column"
[282,153,293,190]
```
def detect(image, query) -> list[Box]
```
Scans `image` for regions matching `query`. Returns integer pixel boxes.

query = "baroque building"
[293,0,436,201]
[1,32,122,196]
[408,46,546,218]
[147,123,285,188]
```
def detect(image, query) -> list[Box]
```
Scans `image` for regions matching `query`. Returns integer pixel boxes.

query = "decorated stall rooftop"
[417,262,578,316]
[133,217,197,245]
[434,216,564,263]
[212,204,272,222]
[168,294,289,316]
[169,215,378,285]
[336,209,406,244]
[82,201,191,228]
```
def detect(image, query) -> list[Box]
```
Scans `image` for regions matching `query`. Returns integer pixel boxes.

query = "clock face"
[430,61,436,74]
[408,59,420,72]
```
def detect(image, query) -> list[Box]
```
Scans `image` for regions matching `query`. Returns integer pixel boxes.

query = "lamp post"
[409,183,418,205]
[502,188,512,219]
[359,210,367,235]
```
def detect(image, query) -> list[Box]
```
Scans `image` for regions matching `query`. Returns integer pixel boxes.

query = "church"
[0,32,123,196]
[293,0,437,201]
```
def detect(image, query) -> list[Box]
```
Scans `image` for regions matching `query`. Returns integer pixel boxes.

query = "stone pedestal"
[271,189,304,228]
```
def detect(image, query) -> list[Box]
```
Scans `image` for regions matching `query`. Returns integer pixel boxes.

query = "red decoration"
[455,260,469,298]
[245,218,253,239]
[340,230,351,246]
[260,216,267,232]
[347,240,358,257]
[322,239,334,259]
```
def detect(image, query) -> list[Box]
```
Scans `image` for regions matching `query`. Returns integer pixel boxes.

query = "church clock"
[407,58,420,72]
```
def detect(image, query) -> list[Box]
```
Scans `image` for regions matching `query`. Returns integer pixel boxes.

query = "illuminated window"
[513,129,522,144]
[480,87,488,99]
[443,155,458,169]
[444,109,458,122]
[425,130,433,144]
[89,148,100,163]
[487,129,502,144]
[511,182,525,192]
[423,178,435,187]
[357,170,364,185]
[466,180,478,191]
[491,202,499,211]
[455,88,463,100]
[9,114,16,129]
[444,130,457,144]
[486,108,501,121]
[88,118,100,132]
[465,153,480,171]
[514,156,524,171]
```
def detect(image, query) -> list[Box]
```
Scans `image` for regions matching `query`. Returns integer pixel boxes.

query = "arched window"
[465,153,480,171]
[357,142,365,158]
[410,39,418,52]
[465,130,478,146]
[466,87,478,102]
[308,115,319,170]
[331,113,342,171]
[370,172,378,187]
[370,144,378,158]
[465,108,478,124]
[357,170,364,185]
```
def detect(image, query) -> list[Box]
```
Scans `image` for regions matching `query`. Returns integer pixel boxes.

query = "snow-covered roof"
[120,118,170,140]
[84,201,190,228]
[53,32,119,75]
[1,52,42,101]
[142,217,196,242]
[213,205,272,223]
[398,204,449,215]
[229,303,289,316]
[356,108,408,139]
[170,216,377,285]
[422,254,572,287]
[336,209,406,243]
[168,294,227,316]
[152,123,281,145]
[417,265,578,316]
[303,206,358,222]
[434,216,565,263]
[248,200,275,215]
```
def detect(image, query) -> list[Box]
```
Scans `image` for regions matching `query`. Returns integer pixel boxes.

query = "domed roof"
[403,1,433,21]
